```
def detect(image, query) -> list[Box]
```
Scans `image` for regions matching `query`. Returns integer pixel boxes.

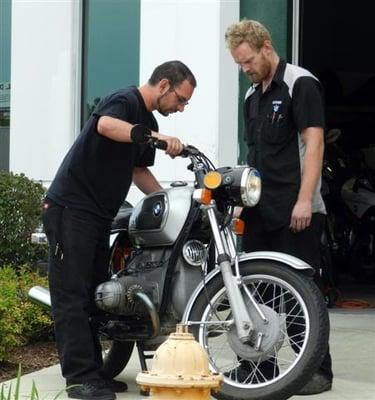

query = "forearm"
[132,167,162,194]
[97,116,134,142]
[298,127,324,203]
[97,116,160,143]
[97,117,182,156]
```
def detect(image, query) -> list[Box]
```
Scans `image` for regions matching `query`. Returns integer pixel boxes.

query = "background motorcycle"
[30,131,329,400]
[323,129,375,283]
[323,129,375,282]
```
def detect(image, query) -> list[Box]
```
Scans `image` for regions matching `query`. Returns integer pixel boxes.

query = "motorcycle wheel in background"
[189,261,329,400]
[320,225,339,308]
[349,212,375,283]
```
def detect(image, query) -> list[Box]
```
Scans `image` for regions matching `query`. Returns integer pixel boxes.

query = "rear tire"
[101,341,135,379]
[189,260,329,400]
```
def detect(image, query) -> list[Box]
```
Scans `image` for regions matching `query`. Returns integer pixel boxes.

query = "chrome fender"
[181,250,313,323]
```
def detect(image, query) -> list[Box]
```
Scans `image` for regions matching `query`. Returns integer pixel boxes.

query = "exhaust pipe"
[28,286,51,308]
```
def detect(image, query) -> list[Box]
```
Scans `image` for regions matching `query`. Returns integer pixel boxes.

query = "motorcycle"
[29,130,329,400]
[323,128,375,283]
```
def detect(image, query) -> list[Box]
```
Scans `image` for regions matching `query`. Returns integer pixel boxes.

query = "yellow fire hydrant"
[136,324,223,399]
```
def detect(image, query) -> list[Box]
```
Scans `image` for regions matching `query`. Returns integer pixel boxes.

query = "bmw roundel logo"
[153,201,162,217]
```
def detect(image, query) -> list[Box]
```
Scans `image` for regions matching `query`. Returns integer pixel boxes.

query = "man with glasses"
[225,20,333,395]
[42,60,196,400]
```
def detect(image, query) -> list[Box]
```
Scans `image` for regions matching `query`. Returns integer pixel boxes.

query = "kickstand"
[136,341,154,397]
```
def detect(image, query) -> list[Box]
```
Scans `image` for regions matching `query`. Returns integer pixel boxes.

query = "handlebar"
[130,124,216,188]
[130,124,197,158]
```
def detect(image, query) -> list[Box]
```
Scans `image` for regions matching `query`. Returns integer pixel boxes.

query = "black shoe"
[224,365,251,382]
[103,378,128,393]
[298,373,332,395]
[67,381,116,400]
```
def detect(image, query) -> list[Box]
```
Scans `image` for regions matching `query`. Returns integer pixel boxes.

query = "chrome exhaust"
[28,285,51,308]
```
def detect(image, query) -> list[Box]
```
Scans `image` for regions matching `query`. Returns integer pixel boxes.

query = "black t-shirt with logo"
[47,86,157,220]
[242,59,325,231]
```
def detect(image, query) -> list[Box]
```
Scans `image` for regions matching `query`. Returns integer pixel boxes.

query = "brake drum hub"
[227,305,286,362]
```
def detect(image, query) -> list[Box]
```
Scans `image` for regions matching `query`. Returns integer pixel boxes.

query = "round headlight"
[240,167,261,207]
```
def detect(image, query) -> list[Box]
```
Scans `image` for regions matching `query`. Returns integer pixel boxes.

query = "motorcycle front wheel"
[189,260,329,400]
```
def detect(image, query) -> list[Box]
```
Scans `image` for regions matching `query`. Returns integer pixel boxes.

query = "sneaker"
[297,373,332,395]
[67,381,116,400]
[103,378,128,393]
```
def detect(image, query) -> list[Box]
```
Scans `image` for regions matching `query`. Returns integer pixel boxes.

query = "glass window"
[0,0,11,171]
[81,0,140,125]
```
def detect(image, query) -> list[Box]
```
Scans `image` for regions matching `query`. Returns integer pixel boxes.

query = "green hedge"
[0,266,53,362]
[0,172,48,267]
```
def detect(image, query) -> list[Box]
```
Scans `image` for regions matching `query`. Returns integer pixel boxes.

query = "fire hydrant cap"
[136,324,223,389]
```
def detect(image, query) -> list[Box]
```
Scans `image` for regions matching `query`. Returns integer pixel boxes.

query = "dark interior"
[299,0,375,305]
[300,0,375,151]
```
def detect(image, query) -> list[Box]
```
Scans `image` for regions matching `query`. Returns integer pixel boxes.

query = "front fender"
[181,250,313,323]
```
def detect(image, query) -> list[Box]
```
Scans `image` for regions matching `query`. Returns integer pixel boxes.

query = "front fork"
[205,204,268,344]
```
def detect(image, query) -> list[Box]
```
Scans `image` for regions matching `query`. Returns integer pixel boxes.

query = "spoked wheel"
[189,261,329,400]
[101,340,135,379]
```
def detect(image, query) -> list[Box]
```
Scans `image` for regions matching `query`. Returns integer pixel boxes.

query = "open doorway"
[300,0,375,151]
[299,0,375,307]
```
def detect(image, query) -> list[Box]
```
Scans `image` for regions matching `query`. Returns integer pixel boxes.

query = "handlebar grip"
[153,139,168,151]
[131,125,191,157]
[152,138,191,158]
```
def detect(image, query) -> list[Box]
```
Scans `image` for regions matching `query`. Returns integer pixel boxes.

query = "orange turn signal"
[203,171,222,189]
[193,188,212,205]
[231,218,245,235]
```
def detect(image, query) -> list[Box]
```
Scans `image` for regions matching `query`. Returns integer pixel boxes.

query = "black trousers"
[241,211,333,380]
[42,199,111,384]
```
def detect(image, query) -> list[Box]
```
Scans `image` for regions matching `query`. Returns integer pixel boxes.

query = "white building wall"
[9,0,239,206]
[127,0,239,203]
[9,0,81,182]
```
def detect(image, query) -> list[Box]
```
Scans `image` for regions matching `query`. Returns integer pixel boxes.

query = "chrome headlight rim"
[240,167,261,207]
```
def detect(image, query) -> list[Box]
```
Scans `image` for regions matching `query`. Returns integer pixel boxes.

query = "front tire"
[189,261,329,400]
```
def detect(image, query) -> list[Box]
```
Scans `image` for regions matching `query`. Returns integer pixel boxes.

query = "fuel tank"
[129,186,193,246]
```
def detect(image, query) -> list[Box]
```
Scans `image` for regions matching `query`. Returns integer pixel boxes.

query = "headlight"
[240,167,261,207]
[212,166,261,207]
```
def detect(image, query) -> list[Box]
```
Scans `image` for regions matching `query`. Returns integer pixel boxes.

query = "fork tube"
[224,227,239,268]
[205,205,253,342]
[224,226,267,322]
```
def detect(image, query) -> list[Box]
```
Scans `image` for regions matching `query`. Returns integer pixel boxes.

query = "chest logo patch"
[272,100,282,113]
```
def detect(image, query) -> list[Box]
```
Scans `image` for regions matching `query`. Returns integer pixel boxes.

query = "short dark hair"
[148,60,197,88]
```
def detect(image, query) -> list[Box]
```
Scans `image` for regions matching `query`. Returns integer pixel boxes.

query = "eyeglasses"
[170,86,189,106]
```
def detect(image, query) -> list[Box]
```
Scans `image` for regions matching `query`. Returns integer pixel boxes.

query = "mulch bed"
[0,342,59,383]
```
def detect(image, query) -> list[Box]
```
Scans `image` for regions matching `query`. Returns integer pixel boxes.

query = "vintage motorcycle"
[29,130,329,400]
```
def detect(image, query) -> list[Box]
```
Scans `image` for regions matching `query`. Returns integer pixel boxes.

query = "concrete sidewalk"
[2,309,375,400]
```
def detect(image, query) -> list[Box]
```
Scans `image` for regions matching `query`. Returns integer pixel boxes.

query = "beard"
[247,56,271,83]
[156,92,176,116]
[156,96,169,116]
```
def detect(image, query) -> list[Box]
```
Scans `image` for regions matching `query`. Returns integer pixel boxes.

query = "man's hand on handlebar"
[153,132,184,157]
[130,125,185,157]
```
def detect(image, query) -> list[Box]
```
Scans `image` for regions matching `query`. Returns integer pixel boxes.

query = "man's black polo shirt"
[243,59,326,231]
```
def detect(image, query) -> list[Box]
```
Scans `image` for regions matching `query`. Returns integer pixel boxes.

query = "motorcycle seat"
[112,202,133,230]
